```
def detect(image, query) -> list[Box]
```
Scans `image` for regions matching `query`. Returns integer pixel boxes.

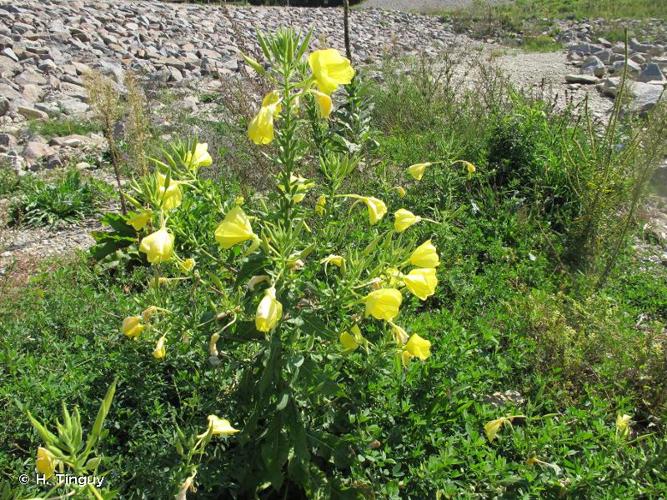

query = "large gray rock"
[17,105,48,120]
[581,55,605,77]
[23,141,56,162]
[566,74,599,84]
[629,82,664,115]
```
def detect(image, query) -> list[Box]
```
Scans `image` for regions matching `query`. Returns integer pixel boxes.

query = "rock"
[167,66,183,83]
[56,98,90,116]
[630,53,646,64]
[21,83,43,102]
[581,55,605,77]
[638,63,666,83]
[17,105,48,120]
[14,68,47,86]
[0,97,8,116]
[629,82,664,115]
[612,59,641,77]
[0,132,16,149]
[1,47,19,62]
[566,74,598,85]
[23,141,56,162]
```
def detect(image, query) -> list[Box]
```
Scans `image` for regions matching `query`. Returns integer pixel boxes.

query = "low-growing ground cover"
[1,31,666,499]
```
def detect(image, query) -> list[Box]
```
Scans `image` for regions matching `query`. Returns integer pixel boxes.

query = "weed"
[27,118,101,139]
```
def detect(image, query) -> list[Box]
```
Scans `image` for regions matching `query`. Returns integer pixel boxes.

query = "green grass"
[27,117,101,139]
[7,170,112,228]
[1,54,667,497]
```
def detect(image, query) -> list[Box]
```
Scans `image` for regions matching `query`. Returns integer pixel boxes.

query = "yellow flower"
[214,206,256,249]
[394,186,407,198]
[312,89,333,118]
[315,195,327,216]
[235,195,245,206]
[199,415,240,439]
[405,333,431,360]
[281,174,314,203]
[156,172,183,211]
[247,274,270,290]
[185,142,213,169]
[122,316,145,338]
[403,268,438,300]
[139,227,175,264]
[248,105,275,145]
[463,160,476,174]
[365,197,387,224]
[394,209,422,233]
[180,258,196,273]
[616,414,632,437]
[364,288,402,321]
[36,447,56,479]
[153,336,166,360]
[390,322,409,345]
[141,306,158,322]
[321,254,345,270]
[407,162,432,181]
[255,287,283,333]
[410,240,440,268]
[127,210,152,231]
[484,417,510,442]
[339,325,364,353]
[308,48,355,95]
[247,91,282,145]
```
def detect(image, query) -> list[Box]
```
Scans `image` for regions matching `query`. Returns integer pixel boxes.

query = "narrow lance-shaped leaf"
[83,379,117,455]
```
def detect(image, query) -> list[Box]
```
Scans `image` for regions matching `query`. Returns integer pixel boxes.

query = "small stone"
[0,97,8,116]
[565,74,598,84]
[612,59,641,77]
[1,47,18,62]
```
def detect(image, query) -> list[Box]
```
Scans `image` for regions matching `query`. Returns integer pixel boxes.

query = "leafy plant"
[8,170,110,228]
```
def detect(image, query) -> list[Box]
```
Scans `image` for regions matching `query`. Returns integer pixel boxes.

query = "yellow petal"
[407,162,432,181]
[484,417,509,442]
[127,210,152,231]
[409,240,440,268]
[312,89,333,118]
[394,208,421,233]
[139,227,175,264]
[255,287,283,333]
[156,172,183,211]
[315,195,327,216]
[364,288,402,321]
[321,254,345,269]
[308,49,355,95]
[248,105,275,145]
[364,197,387,225]
[403,268,438,300]
[180,258,196,273]
[122,315,145,338]
[390,323,409,345]
[188,142,213,169]
[152,336,166,359]
[405,333,431,360]
[214,206,255,249]
[36,447,56,479]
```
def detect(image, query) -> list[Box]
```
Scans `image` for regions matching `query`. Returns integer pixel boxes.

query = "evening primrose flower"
[308,48,355,95]
[198,415,240,439]
[402,268,438,300]
[36,447,56,479]
[152,336,166,360]
[405,333,431,360]
[185,142,213,170]
[345,195,387,225]
[315,195,327,216]
[406,162,432,181]
[321,254,345,271]
[141,306,158,322]
[364,288,402,321]
[394,209,422,233]
[280,174,315,203]
[122,316,145,338]
[339,325,365,353]
[616,414,632,438]
[394,186,407,198]
[180,258,196,273]
[312,89,333,118]
[409,240,440,268]
[127,210,152,231]
[214,206,256,249]
[484,417,510,442]
[139,227,175,264]
[156,172,183,211]
[247,91,282,145]
[255,287,282,333]
[389,322,409,345]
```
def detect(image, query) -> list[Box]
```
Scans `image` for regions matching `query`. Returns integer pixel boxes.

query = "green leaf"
[83,379,117,456]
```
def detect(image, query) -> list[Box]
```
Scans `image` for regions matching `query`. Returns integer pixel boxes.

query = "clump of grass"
[27,118,101,139]
[0,167,21,197]
[521,34,562,52]
[8,170,110,228]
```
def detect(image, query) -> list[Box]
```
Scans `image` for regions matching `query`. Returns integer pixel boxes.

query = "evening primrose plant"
[105,29,466,496]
